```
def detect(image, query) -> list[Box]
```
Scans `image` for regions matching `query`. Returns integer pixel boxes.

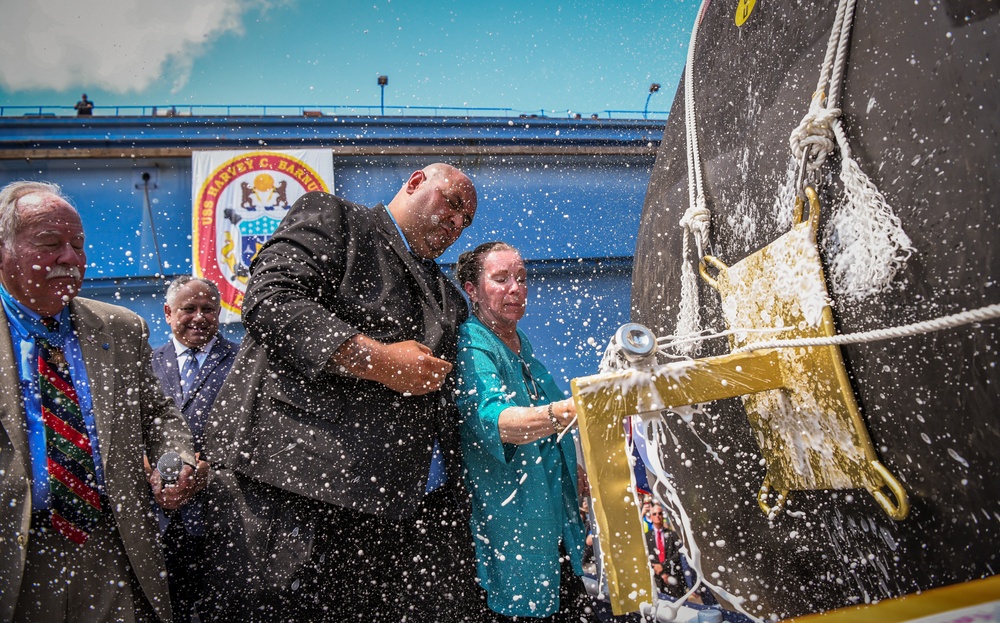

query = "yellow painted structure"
[570,189,908,615]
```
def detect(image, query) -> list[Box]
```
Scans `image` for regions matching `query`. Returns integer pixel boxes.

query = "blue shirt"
[456,316,586,618]
[171,333,218,367]
[0,284,105,512]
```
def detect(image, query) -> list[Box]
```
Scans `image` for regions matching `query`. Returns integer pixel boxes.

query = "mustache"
[46,266,83,280]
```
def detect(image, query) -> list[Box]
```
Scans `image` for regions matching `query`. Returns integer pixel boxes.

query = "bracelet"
[547,403,565,434]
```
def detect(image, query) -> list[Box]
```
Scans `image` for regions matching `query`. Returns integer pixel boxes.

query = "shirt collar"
[170,334,217,357]
[0,281,70,340]
[383,204,413,254]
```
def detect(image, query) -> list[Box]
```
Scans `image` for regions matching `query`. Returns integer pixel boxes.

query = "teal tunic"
[456,316,586,618]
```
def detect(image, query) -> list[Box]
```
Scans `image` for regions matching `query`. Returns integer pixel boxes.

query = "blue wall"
[0,116,660,387]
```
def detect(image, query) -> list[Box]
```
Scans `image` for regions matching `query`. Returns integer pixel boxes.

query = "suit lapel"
[373,206,447,350]
[159,346,184,406]
[373,206,443,314]
[184,339,229,408]
[69,299,116,473]
[163,341,184,396]
[0,312,31,481]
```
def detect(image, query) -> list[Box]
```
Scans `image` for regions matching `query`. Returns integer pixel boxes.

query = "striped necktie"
[37,318,101,544]
[180,347,201,398]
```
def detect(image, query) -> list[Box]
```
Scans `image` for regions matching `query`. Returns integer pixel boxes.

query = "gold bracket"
[570,187,908,615]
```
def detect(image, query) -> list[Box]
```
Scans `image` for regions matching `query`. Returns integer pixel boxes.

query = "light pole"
[643,83,661,119]
[377,75,388,116]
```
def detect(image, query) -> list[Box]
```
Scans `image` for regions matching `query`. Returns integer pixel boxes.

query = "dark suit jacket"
[152,336,237,536]
[205,192,468,517]
[645,527,681,562]
[0,297,196,623]
[152,336,238,454]
[645,526,684,596]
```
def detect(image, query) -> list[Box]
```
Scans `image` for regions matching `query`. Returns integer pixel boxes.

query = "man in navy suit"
[151,275,237,622]
[645,502,686,600]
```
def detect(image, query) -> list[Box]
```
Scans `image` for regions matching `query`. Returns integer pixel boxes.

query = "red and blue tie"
[37,318,101,544]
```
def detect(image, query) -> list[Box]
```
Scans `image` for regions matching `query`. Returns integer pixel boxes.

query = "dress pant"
[202,472,490,623]
[161,513,207,623]
[13,506,156,623]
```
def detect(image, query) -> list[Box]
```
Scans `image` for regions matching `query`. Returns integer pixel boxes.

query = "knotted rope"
[674,0,714,357]
[789,0,914,301]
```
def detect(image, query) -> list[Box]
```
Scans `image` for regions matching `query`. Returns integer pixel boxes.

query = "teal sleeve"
[456,339,518,466]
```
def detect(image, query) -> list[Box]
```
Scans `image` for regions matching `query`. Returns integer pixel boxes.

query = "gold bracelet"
[547,403,565,434]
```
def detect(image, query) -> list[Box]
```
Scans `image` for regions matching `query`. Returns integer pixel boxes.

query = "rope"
[789,0,853,172]
[788,0,914,302]
[674,0,715,357]
[733,303,1000,353]
[606,301,996,621]
[601,304,999,365]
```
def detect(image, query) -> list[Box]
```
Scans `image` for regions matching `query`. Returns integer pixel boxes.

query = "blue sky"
[0,0,699,117]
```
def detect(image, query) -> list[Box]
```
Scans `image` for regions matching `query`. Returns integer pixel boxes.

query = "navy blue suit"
[151,335,237,622]
[152,336,238,454]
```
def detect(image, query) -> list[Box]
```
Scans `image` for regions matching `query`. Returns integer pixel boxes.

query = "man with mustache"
[0,180,207,622]
[204,164,485,621]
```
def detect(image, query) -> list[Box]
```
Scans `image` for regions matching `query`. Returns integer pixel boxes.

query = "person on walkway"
[73,94,93,116]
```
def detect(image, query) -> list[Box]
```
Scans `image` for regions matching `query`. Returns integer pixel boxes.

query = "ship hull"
[632,1,999,618]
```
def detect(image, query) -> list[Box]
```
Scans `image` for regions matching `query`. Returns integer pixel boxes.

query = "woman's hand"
[497,397,579,445]
[550,397,577,431]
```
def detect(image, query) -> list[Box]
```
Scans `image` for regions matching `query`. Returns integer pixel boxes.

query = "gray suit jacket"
[0,297,196,622]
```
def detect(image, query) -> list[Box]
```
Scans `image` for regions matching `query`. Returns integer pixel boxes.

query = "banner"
[192,150,334,323]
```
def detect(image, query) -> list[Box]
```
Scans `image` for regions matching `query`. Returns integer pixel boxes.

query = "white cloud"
[0,0,258,93]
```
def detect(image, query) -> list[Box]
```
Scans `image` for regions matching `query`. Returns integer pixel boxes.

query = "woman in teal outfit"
[454,241,592,622]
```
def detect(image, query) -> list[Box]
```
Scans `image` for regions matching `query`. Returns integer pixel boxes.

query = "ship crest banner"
[192,149,334,323]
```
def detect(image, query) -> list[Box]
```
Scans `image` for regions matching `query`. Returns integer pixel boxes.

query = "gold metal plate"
[700,188,907,521]
[572,350,786,614]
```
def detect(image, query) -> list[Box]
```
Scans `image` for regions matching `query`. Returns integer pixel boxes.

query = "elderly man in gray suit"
[0,180,207,622]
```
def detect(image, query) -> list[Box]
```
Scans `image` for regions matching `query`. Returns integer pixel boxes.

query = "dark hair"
[455,241,517,287]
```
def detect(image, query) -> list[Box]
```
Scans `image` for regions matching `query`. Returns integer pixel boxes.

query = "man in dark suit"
[151,275,237,622]
[203,163,483,622]
[0,180,207,622]
[645,502,686,599]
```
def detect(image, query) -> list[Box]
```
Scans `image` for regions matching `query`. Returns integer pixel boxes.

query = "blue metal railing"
[0,104,669,120]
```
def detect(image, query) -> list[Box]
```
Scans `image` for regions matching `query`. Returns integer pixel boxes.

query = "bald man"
[204,164,487,622]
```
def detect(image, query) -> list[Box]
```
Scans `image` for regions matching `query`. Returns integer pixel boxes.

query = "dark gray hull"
[632,1,999,618]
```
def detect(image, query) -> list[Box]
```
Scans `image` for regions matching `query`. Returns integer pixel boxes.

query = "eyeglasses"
[650,512,664,517]
[520,359,541,403]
